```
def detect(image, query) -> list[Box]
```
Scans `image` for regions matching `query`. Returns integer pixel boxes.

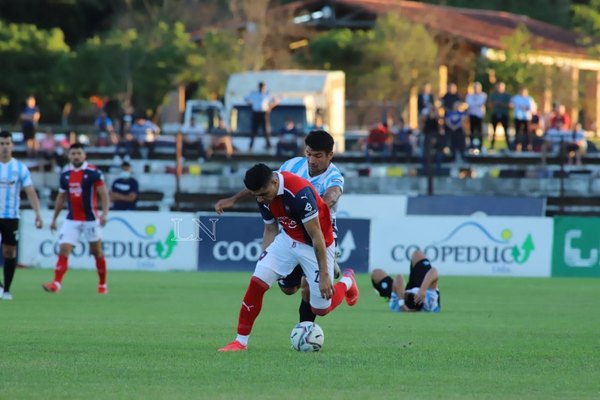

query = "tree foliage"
[571,0,600,57]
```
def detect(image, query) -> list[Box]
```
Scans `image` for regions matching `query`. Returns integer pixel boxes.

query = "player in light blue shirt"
[0,131,44,300]
[371,250,440,313]
[215,129,344,322]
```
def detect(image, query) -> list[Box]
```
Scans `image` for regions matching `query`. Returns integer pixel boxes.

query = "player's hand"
[50,220,57,233]
[318,275,333,300]
[99,214,107,226]
[215,197,234,214]
[35,214,43,229]
[415,288,426,305]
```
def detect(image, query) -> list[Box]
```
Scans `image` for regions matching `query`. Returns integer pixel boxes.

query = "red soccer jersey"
[258,172,334,247]
[59,162,105,221]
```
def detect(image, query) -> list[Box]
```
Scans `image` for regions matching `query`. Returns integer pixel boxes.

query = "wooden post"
[438,65,448,98]
[409,85,418,130]
[175,132,183,206]
[571,67,579,124]
[543,66,552,114]
[596,71,600,136]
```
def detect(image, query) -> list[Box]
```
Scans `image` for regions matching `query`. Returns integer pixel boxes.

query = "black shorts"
[278,265,304,289]
[22,125,36,141]
[371,276,393,299]
[406,258,433,290]
[0,219,20,246]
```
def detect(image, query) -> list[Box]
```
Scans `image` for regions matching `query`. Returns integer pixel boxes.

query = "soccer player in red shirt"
[218,163,359,352]
[42,143,110,294]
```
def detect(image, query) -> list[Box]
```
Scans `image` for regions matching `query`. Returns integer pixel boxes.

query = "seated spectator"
[206,118,233,159]
[548,103,571,131]
[276,119,302,157]
[566,122,586,166]
[365,121,392,161]
[182,118,206,159]
[94,111,118,146]
[39,129,59,172]
[115,132,141,160]
[391,117,414,160]
[306,113,328,133]
[130,116,160,158]
[110,162,139,210]
[541,118,570,164]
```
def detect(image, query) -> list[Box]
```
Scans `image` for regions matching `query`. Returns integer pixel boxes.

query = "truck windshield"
[231,105,307,135]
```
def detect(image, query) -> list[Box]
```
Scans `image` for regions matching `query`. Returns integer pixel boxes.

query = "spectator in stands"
[541,117,574,165]
[445,101,466,161]
[115,132,140,161]
[547,103,571,131]
[488,82,512,151]
[245,81,279,151]
[276,119,302,157]
[422,104,445,174]
[20,95,41,158]
[391,117,415,160]
[441,83,461,114]
[110,161,139,210]
[365,120,392,161]
[130,116,160,158]
[206,118,233,159]
[510,88,535,152]
[183,118,207,160]
[94,111,118,146]
[418,83,436,118]
[466,82,487,151]
[306,113,327,133]
[371,249,440,313]
[567,122,586,166]
[39,128,59,172]
[119,105,135,139]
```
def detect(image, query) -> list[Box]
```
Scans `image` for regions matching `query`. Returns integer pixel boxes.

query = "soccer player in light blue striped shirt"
[215,130,344,323]
[0,131,44,300]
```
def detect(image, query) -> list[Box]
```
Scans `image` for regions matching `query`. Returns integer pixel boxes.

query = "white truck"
[224,70,346,151]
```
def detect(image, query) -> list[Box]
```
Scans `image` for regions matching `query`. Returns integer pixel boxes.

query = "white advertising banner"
[370,216,553,277]
[19,210,198,271]
[336,194,407,219]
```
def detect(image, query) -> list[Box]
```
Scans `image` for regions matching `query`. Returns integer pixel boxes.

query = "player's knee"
[370,268,388,283]
[411,250,427,265]
[311,307,329,317]
[301,284,310,302]
[372,275,393,299]
[279,286,299,296]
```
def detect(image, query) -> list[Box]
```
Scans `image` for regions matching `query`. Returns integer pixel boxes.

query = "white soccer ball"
[290,321,324,352]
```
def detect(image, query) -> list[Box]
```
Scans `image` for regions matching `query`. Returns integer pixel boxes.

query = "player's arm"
[262,222,279,251]
[303,217,333,300]
[415,267,439,305]
[321,186,342,209]
[50,192,67,232]
[214,188,252,214]
[97,183,110,226]
[23,185,43,229]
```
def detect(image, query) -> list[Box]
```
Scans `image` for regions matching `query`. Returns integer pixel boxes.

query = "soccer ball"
[290,321,324,352]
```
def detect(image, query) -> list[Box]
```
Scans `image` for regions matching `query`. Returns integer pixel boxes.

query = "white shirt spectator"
[245,91,276,112]
[466,92,487,118]
[511,95,534,121]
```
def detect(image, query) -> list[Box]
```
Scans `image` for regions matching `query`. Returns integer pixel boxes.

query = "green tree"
[0,21,71,121]
[571,0,600,57]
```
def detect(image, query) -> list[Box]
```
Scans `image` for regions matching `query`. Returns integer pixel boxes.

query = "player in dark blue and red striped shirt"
[43,143,110,294]
[219,163,360,352]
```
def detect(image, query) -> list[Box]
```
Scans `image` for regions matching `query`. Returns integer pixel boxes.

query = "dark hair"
[305,130,334,153]
[121,161,131,168]
[404,292,424,311]
[244,163,273,191]
[70,142,85,151]
[0,130,13,141]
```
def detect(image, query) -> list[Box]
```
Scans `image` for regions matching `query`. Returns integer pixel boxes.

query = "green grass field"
[1,269,599,400]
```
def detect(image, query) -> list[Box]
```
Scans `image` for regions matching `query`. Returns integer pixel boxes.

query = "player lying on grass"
[215,130,344,323]
[371,250,440,312]
[218,163,359,352]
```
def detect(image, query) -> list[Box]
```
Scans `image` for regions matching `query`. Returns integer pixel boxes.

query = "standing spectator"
[20,96,40,158]
[465,82,487,151]
[217,164,359,352]
[276,119,301,157]
[418,83,436,117]
[39,128,59,172]
[0,131,44,300]
[206,118,233,159]
[441,83,461,114]
[488,82,512,150]
[110,162,139,210]
[510,88,535,152]
[245,82,279,151]
[422,105,444,174]
[42,143,110,295]
[445,101,466,161]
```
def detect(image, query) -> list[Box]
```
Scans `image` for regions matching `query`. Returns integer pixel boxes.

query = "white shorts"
[254,232,336,310]
[58,219,102,245]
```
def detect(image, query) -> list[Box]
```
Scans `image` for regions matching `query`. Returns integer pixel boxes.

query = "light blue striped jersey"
[278,157,344,217]
[0,158,33,219]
